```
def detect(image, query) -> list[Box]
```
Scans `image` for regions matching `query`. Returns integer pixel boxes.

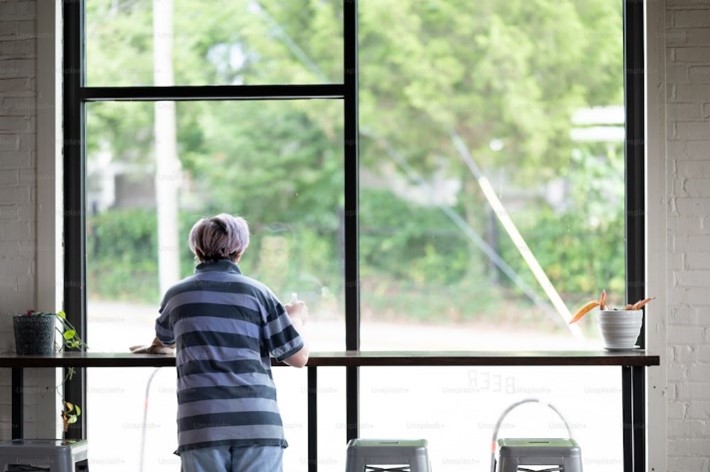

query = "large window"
[64,1,643,471]
[357,0,626,350]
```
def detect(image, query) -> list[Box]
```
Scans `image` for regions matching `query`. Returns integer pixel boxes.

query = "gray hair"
[188,214,250,263]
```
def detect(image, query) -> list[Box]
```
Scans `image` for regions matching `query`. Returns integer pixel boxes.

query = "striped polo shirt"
[154,259,304,453]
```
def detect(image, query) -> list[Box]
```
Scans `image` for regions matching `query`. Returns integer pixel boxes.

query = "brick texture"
[0,0,36,439]
[666,0,710,470]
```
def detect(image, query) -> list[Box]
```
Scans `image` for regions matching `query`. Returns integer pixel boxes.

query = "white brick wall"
[0,0,38,440]
[665,0,710,470]
[0,0,58,441]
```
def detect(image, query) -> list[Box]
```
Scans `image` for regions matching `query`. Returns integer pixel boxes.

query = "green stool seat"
[496,438,582,472]
[345,439,431,472]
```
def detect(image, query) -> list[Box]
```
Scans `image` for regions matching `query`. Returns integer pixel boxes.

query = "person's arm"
[130,336,175,354]
[130,300,176,355]
[129,313,176,354]
[282,299,310,368]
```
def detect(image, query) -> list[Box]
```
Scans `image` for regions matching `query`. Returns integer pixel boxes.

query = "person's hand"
[285,299,309,327]
[129,337,175,355]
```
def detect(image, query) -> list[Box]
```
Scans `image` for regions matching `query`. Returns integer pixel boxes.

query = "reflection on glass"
[85,0,343,86]
[85,99,344,471]
[360,366,622,472]
[358,0,625,350]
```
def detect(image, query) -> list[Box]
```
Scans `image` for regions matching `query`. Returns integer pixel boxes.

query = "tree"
[84,0,624,324]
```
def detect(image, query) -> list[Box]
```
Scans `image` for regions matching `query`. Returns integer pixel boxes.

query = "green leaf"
[57,310,66,319]
[63,330,76,340]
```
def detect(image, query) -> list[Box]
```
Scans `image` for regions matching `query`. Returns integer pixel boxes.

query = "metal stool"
[345,439,431,472]
[495,438,582,472]
[490,399,583,472]
[0,439,88,471]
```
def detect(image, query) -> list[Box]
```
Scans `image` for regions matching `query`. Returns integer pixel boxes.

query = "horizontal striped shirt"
[155,259,303,453]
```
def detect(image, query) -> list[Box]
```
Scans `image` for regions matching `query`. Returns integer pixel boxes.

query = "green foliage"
[87,209,161,302]
[361,275,504,323]
[360,188,469,285]
[497,143,626,300]
[83,0,626,326]
[180,100,343,226]
[87,208,342,305]
[56,310,87,351]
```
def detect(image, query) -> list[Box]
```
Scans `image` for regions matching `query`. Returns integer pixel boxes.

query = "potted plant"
[13,310,86,354]
[13,310,56,355]
[13,309,87,435]
[569,290,654,350]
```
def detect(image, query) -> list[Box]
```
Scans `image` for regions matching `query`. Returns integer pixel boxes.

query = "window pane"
[85,99,344,471]
[361,366,622,472]
[87,367,179,470]
[288,367,348,470]
[358,0,625,350]
[85,0,343,86]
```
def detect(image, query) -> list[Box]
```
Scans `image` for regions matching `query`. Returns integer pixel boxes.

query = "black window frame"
[63,0,359,441]
[63,2,645,470]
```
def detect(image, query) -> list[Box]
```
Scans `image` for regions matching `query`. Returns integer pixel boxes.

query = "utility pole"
[153,0,181,294]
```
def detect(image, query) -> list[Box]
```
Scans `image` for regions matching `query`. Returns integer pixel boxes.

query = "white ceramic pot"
[596,309,643,350]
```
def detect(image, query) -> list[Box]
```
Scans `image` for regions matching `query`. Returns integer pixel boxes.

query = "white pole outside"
[450,130,583,339]
[153,0,181,294]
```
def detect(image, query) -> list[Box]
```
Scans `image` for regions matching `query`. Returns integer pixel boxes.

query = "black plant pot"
[13,314,56,355]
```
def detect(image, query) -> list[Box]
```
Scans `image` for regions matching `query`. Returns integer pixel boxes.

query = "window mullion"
[343,0,360,446]
[62,0,87,441]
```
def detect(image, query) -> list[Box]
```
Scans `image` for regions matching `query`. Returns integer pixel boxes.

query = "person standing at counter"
[150,213,309,472]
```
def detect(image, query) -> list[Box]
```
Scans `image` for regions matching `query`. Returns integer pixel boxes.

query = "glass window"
[358,0,625,350]
[72,1,635,471]
[85,0,344,86]
[85,99,344,470]
[360,366,622,472]
[86,99,345,348]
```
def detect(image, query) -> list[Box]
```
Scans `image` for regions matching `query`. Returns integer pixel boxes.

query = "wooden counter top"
[0,350,660,368]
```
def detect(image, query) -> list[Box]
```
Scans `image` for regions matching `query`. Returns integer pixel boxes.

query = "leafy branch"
[55,310,88,351]
[59,367,81,432]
